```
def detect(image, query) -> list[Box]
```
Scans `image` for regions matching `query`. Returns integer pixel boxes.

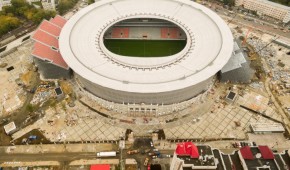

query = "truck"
[96,151,117,157]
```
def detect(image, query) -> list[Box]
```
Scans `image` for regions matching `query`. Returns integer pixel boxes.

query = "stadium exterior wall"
[34,57,71,79]
[76,74,213,105]
[59,0,234,105]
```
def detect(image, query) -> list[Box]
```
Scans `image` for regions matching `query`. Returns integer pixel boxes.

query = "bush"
[57,0,78,15]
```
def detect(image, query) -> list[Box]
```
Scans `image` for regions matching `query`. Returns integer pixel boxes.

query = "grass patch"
[104,39,186,57]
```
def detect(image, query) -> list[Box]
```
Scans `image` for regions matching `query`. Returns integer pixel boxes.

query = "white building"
[235,0,290,23]
[0,0,55,11]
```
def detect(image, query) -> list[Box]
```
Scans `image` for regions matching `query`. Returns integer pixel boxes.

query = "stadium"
[34,0,234,106]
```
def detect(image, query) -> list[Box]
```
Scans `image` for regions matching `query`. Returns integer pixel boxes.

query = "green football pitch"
[104,39,186,57]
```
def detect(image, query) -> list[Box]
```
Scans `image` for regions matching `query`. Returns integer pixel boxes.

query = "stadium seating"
[160,27,182,39]
[112,27,130,38]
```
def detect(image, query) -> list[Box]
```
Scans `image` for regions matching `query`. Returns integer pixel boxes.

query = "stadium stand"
[161,27,182,39]
[50,15,67,28]
[32,42,68,69]
[32,29,59,48]
[122,28,129,38]
[161,28,168,38]
[112,27,130,38]
[169,28,178,39]
[39,20,61,37]
[31,15,68,69]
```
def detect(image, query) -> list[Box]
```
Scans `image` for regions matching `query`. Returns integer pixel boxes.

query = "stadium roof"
[59,0,233,93]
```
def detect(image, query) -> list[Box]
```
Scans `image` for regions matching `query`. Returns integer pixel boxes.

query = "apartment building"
[235,0,290,23]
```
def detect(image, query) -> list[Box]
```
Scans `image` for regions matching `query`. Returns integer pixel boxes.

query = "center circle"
[103,18,187,58]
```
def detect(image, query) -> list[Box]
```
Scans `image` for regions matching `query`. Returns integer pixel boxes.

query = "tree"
[0,0,55,37]
[0,16,21,36]
[223,0,235,7]
[57,0,78,15]
[88,0,95,5]
[31,9,55,24]
[11,0,27,8]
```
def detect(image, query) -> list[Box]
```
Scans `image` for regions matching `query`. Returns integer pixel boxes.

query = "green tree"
[88,0,95,5]
[0,16,21,36]
[223,0,235,6]
[57,0,78,15]
[32,9,56,24]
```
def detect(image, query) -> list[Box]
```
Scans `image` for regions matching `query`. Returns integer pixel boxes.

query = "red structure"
[122,28,129,38]
[169,28,178,39]
[160,27,181,39]
[31,15,68,69]
[90,164,110,170]
[50,15,67,28]
[161,28,168,38]
[32,29,59,48]
[39,20,62,37]
[240,146,254,160]
[112,27,130,38]
[258,146,274,159]
[175,142,199,158]
[32,42,68,69]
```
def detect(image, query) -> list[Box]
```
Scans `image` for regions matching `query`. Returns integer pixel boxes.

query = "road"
[209,3,290,39]
[0,152,98,162]
[0,147,173,169]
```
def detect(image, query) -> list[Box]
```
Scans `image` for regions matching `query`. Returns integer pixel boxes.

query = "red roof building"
[90,164,110,170]
[258,146,274,159]
[175,142,199,158]
[240,146,254,160]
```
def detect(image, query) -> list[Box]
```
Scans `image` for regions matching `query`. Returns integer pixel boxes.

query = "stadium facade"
[33,0,234,105]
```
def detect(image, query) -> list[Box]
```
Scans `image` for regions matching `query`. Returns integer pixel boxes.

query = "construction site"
[0,0,289,169]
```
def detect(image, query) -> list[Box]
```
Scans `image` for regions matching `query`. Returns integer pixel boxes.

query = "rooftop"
[32,42,68,69]
[175,144,216,167]
[59,0,233,93]
[38,20,62,37]
[253,0,290,11]
[250,123,285,132]
[32,29,59,49]
[50,15,67,28]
